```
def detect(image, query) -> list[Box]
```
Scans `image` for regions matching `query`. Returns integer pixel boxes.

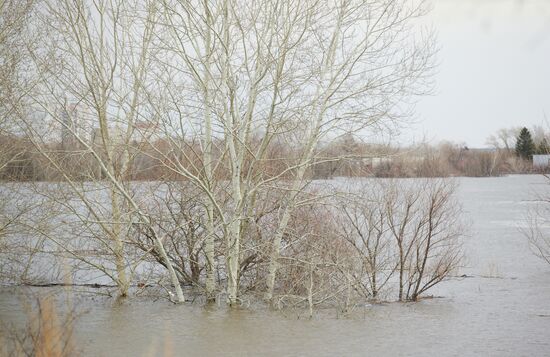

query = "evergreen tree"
[515,127,536,160]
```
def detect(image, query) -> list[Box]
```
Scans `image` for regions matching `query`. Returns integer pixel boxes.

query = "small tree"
[515,127,536,160]
[525,173,550,266]
[538,138,550,155]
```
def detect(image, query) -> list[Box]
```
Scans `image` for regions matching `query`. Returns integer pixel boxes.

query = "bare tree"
[21,0,185,302]
[143,0,435,305]
[2,0,437,307]
[0,0,38,177]
[486,127,522,152]
[0,0,35,124]
[271,201,352,317]
[526,177,550,265]
[336,184,394,300]
[384,178,462,301]
[336,179,463,302]
[527,222,550,265]
[404,179,463,301]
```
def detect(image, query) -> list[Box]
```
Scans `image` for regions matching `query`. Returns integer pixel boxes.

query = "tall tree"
[515,127,536,160]
[22,0,185,302]
[11,0,436,306]
[154,0,436,305]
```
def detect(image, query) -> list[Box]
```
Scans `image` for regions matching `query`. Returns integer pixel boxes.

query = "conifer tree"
[515,127,536,159]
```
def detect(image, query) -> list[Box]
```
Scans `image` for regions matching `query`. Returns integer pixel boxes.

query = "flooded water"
[1,175,550,356]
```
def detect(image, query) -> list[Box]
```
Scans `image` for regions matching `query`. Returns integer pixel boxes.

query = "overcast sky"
[409,0,550,147]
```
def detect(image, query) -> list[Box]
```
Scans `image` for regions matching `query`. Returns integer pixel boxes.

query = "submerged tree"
[20,0,185,302]
[3,0,437,306]
[526,176,550,266]
[151,0,436,305]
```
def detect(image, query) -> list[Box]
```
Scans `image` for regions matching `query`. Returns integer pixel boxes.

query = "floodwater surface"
[1,175,550,356]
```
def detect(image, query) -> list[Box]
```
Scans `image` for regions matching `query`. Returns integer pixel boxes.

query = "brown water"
[1,175,550,356]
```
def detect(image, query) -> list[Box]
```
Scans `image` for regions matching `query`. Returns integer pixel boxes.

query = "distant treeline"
[0,134,539,182]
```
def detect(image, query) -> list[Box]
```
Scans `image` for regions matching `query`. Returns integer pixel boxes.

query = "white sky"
[410,0,550,147]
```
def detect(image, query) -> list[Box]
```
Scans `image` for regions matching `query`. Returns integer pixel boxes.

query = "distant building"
[55,101,94,147]
[59,103,79,147]
[533,154,550,168]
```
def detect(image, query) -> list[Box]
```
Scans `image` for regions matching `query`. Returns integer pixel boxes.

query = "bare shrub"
[132,182,216,292]
[272,202,351,316]
[336,184,395,300]
[338,178,463,302]
[525,176,550,265]
[398,179,463,301]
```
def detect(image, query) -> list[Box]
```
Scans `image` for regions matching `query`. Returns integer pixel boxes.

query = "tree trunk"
[110,187,129,298]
